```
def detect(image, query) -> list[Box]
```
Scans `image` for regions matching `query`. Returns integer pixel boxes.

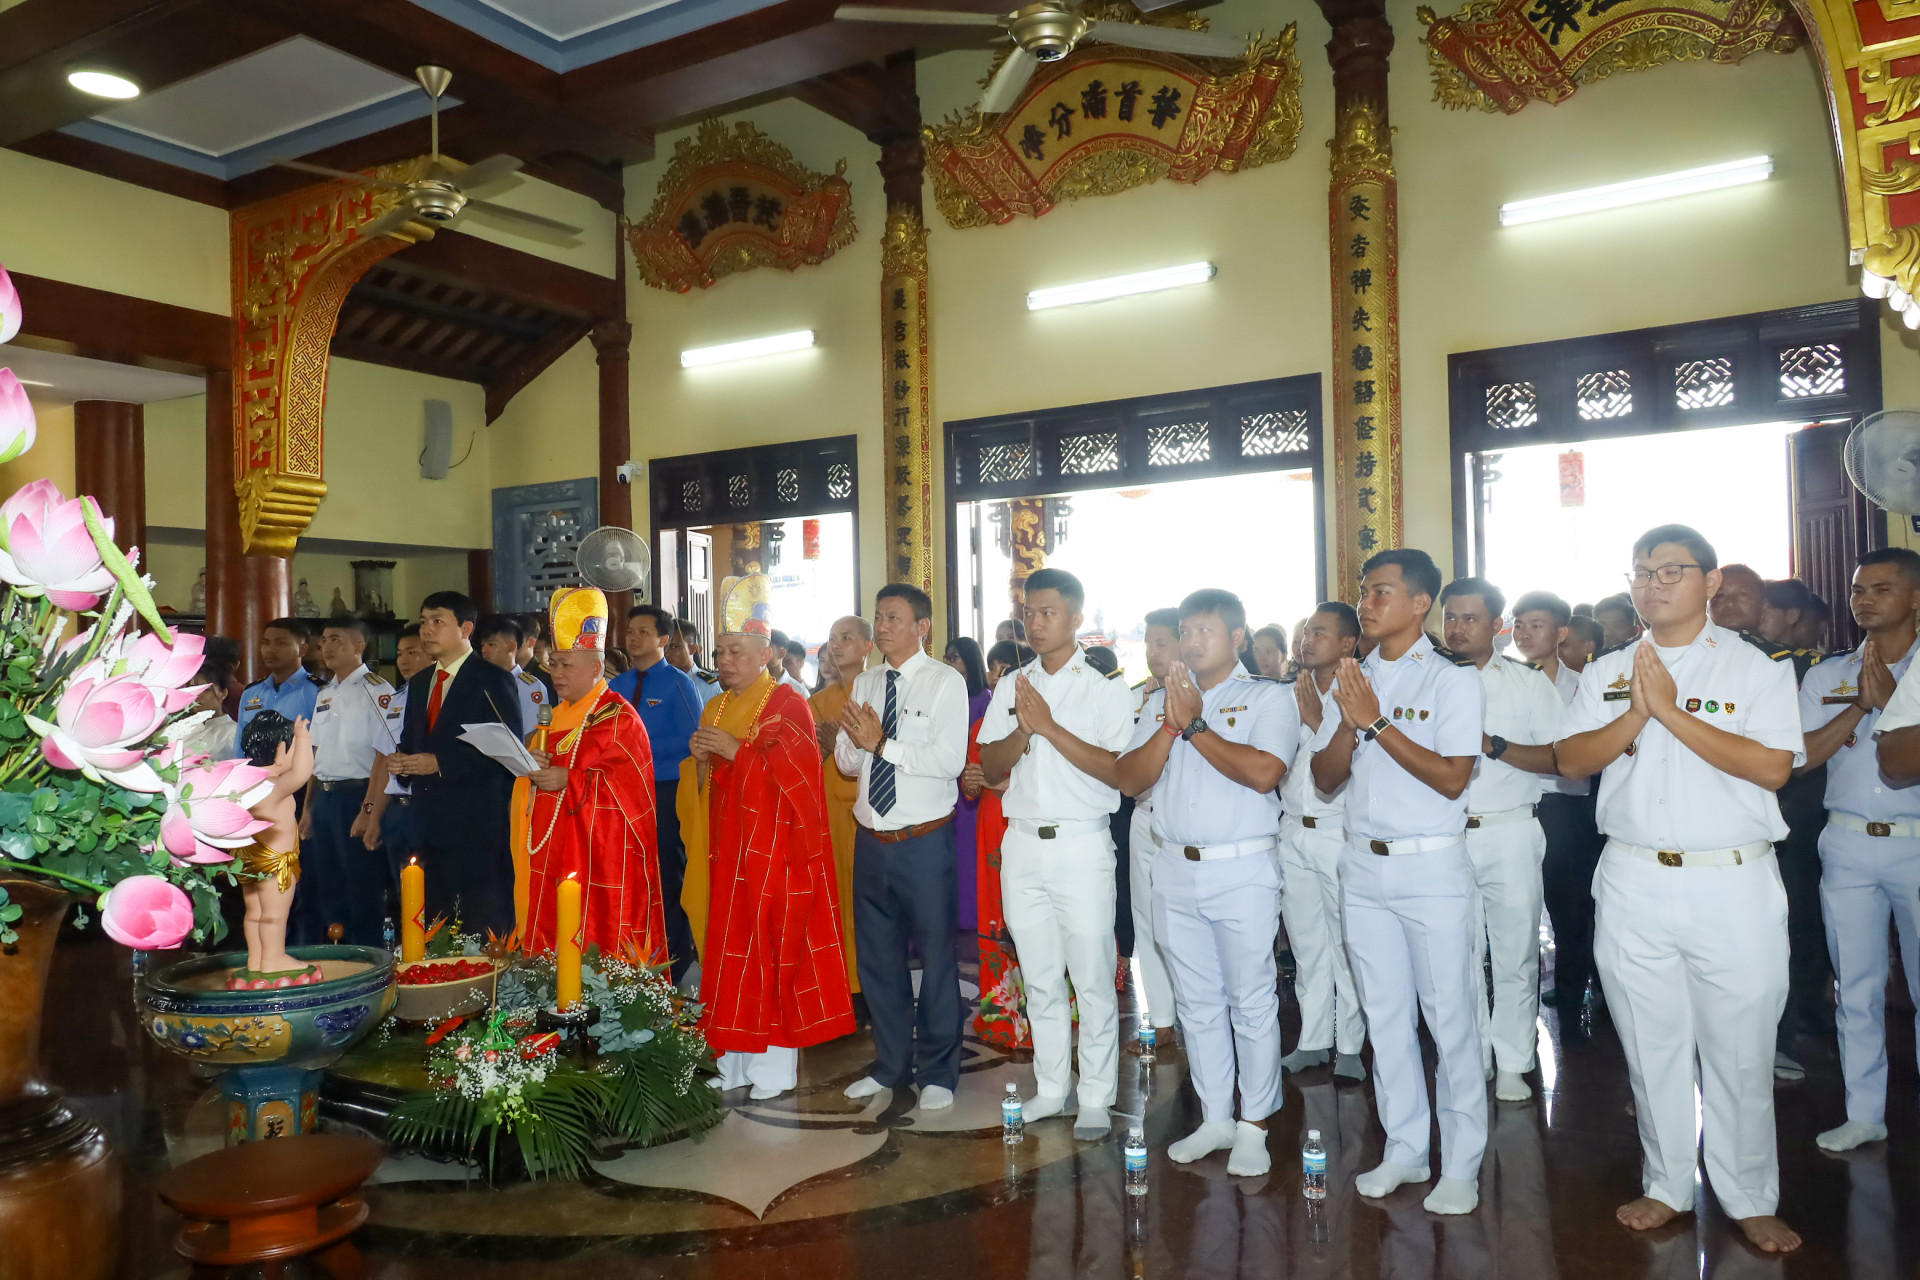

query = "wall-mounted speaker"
[419,399,453,480]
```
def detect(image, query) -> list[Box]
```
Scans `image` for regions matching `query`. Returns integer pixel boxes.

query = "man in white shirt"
[1440,577,1565,1103]
[1126,606,1182,1043]
[979,568,1136,1140]
[768,628,812,700]
[1311,547,1485,1216]
[296,617,394,947]
[477,614,543,736]
[1116,588,1296,1176]
[1509,590,1603,1023]
[1557,523,1804,1255]
[1279,603,1366,1081]
[834,584,970,1111]
[1807,548,1920,1152]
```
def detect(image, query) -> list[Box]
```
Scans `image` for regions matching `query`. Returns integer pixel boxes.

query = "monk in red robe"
[681,575,853,1098]
[520,586,665,963]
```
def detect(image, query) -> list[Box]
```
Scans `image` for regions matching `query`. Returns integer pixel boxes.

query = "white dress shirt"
[1125,667,1297,846]
[1807,636,1920,821]
[1466,653,1563,814]
[978,646,1136,822]
[1309,632,1484,840]
[1131,678,1161,804]
[311,664,395,782]
[833,647,970,830]
[1543,661,1590,797]
[1871,648,1920,736]
[1281,675,1347,824]
[780,671,812,701]
[1562,621,1804,850]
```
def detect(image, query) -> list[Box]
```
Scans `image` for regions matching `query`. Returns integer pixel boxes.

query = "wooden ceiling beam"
[8,129,227,205]
[790,51,921,142]
[485,319,591,422]
[385,229,619,320]
[7,270,229,373]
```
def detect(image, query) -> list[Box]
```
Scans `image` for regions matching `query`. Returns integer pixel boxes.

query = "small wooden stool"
[156,1132,383,1279]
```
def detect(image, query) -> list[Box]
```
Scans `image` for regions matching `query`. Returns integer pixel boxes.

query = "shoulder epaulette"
[1249,674,1281,683]
[1798,649,1827,666]
[1517,658,1543,671]
[365,673,390,687]
[1594,640,1633,661]
[1430,643,1476,667]
[1105,667,1124,680]
[694,669,719,684]
[307,671,326,686]
[1737,630,1794,661]
[516,670,539,686]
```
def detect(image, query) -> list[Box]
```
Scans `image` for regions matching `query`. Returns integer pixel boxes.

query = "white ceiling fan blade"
[359,203,422,240]
[271,158,413,191]
[454,154,525,192]
[1083,20,1245,58]
[836,5,1003,25]
[460,199,584,237]
[979,46,1037,114]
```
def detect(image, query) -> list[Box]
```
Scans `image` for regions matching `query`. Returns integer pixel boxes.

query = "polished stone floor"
[39,926,1920,1278]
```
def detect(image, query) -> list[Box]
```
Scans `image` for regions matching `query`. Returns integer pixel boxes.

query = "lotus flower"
[24,659,168,791]
[119,629,207,714]
[99,875,194,950]
[0,480,110,609]
[0,262,19,345]
[0,370,34,467]
[159,755,274,864]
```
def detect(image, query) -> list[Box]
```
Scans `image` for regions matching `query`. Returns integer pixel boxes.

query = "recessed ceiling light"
[680,330,816,368]
[67,70,140,100]
[1026,262,1216,311]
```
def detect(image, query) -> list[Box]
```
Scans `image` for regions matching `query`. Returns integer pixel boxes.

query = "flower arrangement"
[0,256,239,948]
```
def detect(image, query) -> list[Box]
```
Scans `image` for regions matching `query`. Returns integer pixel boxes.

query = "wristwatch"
[1487,735,1509,760]
[1182,716,1209,741]
[1361,715,1391,742]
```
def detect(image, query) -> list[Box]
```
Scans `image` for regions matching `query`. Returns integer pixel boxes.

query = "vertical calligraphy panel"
[881,208,935,601]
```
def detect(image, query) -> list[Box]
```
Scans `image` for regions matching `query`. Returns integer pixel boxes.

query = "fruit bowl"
[392,956,506,1024]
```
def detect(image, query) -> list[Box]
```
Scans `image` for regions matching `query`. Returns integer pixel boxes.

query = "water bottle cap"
[1129,1123,1143,1136]
[1307,1129,1320,1140]
[1006,1082,1018,1093]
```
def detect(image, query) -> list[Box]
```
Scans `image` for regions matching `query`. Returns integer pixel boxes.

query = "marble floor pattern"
[35,928,1920,1278]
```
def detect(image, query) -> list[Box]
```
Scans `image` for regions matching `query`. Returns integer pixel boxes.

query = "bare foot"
[1736,1216,1802,1253]
[1616,1196,1682,1231]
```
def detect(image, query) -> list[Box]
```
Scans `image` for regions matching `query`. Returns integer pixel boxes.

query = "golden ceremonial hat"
[720,574,773,639]
[550,585,609,652]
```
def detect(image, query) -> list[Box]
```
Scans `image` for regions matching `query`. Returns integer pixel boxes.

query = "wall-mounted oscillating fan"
[1845,410,1920,516]
[575,526,652,599]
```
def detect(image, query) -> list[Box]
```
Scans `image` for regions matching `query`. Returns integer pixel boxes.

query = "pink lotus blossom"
[119,629,206,714]
[159,755,273,864]
[24,659,168,791]
[0,371,34,467]
[0,262,19,345]
[99,875,194,950]
[0,480,111,610]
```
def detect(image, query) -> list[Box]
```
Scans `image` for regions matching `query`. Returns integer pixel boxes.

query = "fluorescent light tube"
[1499,156,1773,227]
[1027,262,1216,311]
[680,330,815,368]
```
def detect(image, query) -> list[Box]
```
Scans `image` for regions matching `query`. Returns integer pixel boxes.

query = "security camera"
[615,460,641,486]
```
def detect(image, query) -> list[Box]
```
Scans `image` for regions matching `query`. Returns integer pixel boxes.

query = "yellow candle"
[556,875,583,1011]
[400,859,426,963]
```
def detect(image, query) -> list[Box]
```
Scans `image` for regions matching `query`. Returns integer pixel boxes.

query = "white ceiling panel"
[474,0,686,41]
[3,347,205,411]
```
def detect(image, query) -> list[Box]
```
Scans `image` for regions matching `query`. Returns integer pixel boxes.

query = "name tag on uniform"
[316,700,332,712]
[1603,691,1630,702]
[1822,695,1857,705]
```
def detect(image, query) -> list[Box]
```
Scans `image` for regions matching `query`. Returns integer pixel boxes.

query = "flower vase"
[0,878,121,1280]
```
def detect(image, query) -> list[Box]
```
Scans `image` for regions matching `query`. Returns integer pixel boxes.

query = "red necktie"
[427,669,449,731]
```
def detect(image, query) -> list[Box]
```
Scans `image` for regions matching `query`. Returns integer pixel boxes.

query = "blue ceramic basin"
[138,946,396,1070]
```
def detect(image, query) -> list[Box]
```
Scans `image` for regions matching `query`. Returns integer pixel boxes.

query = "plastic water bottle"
[1138,1023,1156,1064]
[1302,1128,1327,1201]
[1125,1123,1149,1196]
[1002,1083,1024,1145]
[382,916,397,954]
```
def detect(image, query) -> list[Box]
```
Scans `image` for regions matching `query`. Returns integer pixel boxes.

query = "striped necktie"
[869,668,899,816]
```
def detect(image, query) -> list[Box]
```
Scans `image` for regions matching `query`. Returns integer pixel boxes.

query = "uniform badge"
[245,698,262,711]
[1705,700,1719,713]
[1685,698,1701,712]
[378,694,392,708]
[1724,702,1735,713]
[646,698,662,707]
[1845,732,1857,748]
[1418,709,1429,721]
[1624,743,1636,756]
[532,691,544,704]
[1227,717,1237,727]
[1607,674,1629,691]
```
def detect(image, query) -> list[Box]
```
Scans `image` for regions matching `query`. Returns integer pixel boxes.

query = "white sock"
[1226,1121,1271,1176]
[843,1076,887,1099]
[1355,1160,1429,1198]
[1816,1120,1888,1152]
[1022,1094,1069,1123]
[1072,1104,1111,1139]
[1422,1176,1479,1215]
[749,1083,787,1100]
[918,1084,953,1110]
[1167,1121,1237,1163]
[1495,1070,1532,1102]
[1334,1053,1367,1080]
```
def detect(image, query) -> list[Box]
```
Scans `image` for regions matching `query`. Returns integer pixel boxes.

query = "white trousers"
[1278,819,1365,1055]
[1001,827,1119,1110]
[1819,825,1920,1127]
[1593,841,1788,1219]
[1340,840,1486,1182]
[1129,805,1179,1029]
[1466,818,1546,1074]
[715,1046,798,1093]
[1152,845,1283,1124]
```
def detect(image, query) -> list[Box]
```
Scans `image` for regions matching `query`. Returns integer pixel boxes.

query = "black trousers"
[1538,791,1602,1002]
[854,822,962,1091]
[655,794,697,984]
[379,795,416,926]
[1112,796,1135,960]
[292,783,384,948]
[1776,825,1832,1041]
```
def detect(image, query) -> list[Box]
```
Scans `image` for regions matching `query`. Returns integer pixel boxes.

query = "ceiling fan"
[272,65,584,241]
[835,3,1247,114]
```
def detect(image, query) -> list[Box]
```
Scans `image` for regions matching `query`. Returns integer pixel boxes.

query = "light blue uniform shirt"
[1802,636,1920,823]
[1127,667,1298,847]
[234,669,322,757]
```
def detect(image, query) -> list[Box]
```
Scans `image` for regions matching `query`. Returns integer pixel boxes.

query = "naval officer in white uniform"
[978,567,1136,1141]
[299,617,394,947]
[1557,523,1804,1255]
[1116,588,1295,1177]
[1126,607,1183,1042]
[1311,547,1487,1216]
[1806,547,1920,1153]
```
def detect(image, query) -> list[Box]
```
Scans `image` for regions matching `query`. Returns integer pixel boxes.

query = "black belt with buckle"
[1868,821,1894,837]
[316,778,370,793]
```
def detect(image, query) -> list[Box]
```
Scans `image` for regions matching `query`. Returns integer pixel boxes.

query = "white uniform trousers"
[1151,844,1283,1125]
[1001,827,1120,1110]
[1278,818,1365,1055]
[714,1046,798,1093]
[1128,804,1179,1029]
[1465,817,1546,1074]
[1819,824,1920,1127]
[1593,842,1788,1220]
[1340,840,1487,1182]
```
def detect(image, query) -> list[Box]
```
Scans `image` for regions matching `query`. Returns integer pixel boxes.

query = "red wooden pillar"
[73,401,145,558]
[205,371,287,682]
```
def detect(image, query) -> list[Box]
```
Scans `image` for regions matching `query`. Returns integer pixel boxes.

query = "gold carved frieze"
[924,25,1300,228]
[881,207,934,597]
[1417,0,1798,114]
[628,120,857,293]
[230,158,435,556]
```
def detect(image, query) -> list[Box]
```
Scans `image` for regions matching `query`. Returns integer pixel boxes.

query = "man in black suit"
[387,590,522,941]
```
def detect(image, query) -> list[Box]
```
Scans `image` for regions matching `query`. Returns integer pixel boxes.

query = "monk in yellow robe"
[810,615,873,993]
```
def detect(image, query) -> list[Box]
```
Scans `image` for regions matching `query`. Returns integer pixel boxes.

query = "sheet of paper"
[458,721,539,777]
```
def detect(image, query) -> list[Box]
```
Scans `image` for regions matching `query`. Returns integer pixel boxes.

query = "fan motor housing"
[1010,3,1087,60]
[412,180,468,223]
